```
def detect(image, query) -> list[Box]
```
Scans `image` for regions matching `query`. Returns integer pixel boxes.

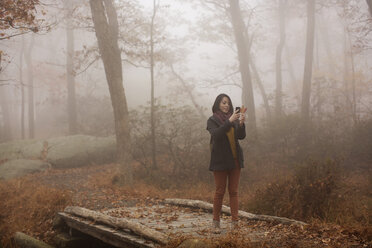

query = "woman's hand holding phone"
[229,108,240,123]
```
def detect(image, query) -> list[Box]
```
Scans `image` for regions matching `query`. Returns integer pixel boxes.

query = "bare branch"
[0,31,31,40]
[122,59,150,69]
[76,56,100,75]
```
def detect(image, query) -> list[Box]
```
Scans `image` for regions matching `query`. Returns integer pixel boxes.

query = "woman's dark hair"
[212,93,234,114]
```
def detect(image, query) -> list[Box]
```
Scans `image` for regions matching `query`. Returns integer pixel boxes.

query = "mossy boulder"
[0,159,50,180]
[46,135,116,168]
[0,139,44,161]
[0,135,116,175]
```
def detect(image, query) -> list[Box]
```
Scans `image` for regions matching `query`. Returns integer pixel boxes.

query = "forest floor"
[0,163,371,248]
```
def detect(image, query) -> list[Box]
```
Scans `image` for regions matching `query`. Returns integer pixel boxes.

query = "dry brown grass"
[0,177,72,247]
[86,163,215,203]
[246,160,371,228]
[0,160,370,248]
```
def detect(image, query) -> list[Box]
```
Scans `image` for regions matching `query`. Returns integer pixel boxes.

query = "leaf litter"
[0,163,370,248]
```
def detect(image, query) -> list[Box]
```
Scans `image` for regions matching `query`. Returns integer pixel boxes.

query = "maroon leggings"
[213,161,241,221]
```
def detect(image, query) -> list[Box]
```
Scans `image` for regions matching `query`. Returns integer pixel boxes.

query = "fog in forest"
[0,0,371,246]
[1,0,371,139]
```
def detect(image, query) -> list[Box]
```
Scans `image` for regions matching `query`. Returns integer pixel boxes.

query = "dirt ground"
[0,163,371,248]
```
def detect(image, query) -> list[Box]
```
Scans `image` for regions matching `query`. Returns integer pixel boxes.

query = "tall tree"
[24,34,35,138]
[342,25,358,125]
[318,11,338,114]
[0,0,40,81]
[245,30,272,123]
[301,0,316,124]
[150,0,158,170]
[89,0,131,183]
[284,45,300,104]
[0,86,11,141]
[336,0,370,124]
[275,0,287,119]
[229,0,256,133]
[367,0,372,16]
[193,0,270,126]
[64,0,78,134]
[20,36,26,139]
[249,56,272,123]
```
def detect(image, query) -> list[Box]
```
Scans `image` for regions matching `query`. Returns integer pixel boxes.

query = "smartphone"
[235,107,241,112]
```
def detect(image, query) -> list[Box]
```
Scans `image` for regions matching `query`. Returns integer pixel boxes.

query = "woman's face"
[219,97,230,113]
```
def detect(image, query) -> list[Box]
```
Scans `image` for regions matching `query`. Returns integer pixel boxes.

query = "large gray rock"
[45,135,116,168]
[0,135,116,170]
[0,139,44,161]
[0,159,51,180]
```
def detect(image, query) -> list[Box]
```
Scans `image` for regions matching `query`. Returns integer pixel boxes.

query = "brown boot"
[231,220,239,230]
[212,220,221,234]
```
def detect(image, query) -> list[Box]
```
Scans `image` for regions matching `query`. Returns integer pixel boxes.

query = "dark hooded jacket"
[206,115,246,171]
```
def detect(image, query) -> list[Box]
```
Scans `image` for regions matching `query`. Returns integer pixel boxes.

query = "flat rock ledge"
[0,159,51,180]
[0,135,116,180]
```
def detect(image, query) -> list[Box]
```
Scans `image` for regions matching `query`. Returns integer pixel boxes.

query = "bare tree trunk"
[318,12,338,114]
[150,0,157,170]
[249,58,272,123]
[0,87,12,141]
[89,0,131,184]
[342,27,355,126]
[20,36,25,139]
[314,24,322,120]
[301,0,315,123]
[64,206,168,244]
[367,0,372,16]
[318,13,335,73]
[299,0,316,153]
[24,34,35,139]
[284,45,300,105]
[245,31,271,123]
[349,42,357,125]
[65,0,78,135]
[275,0,286,119]
[344,29,358,125]
[229,0,256,134]
[14,232,53,248]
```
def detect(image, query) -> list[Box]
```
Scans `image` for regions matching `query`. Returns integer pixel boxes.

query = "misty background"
[1,0,370,140]
[0,0,372,232]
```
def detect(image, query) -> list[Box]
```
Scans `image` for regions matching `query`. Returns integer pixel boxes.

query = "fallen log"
[64,206,167,245]
[164,198,307,226]
[13,232,54,248]
[58,212,155,248]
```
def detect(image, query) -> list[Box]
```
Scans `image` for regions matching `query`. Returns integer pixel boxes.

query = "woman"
[206,93,246,231]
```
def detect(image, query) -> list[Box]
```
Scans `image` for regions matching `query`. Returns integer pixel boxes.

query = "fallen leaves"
[0,177,71,246]
[0,163,370,248]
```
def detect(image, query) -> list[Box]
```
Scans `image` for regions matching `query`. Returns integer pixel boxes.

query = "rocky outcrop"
[0,159,51,180]
[0,135,116,180]
[45,135,116,168]
[0,139,44,161]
